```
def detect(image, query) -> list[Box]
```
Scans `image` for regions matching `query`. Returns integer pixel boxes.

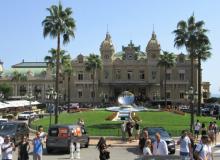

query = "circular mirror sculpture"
[106,91,146,121]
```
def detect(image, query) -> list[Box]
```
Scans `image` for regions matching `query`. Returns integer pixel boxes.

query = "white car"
[18,111,37,120]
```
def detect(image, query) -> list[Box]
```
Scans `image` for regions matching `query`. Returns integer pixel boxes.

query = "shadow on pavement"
[126,147,140,155]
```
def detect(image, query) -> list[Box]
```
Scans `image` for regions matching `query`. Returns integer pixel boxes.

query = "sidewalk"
[89,133,220,147]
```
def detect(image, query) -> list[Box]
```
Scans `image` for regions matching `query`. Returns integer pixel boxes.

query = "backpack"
[193,144,203,160]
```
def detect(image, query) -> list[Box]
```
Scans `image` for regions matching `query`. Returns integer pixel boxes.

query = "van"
[0,121,29,145]
[46,124,89,153]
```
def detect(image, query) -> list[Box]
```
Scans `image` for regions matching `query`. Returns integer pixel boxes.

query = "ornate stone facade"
[69,31,210,104]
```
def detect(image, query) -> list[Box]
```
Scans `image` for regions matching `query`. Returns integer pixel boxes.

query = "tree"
[85,54,102,107]
[196,44,211,115]
[11,70,22,81]
[0,83,12,99]
[157,51,176,108]
[63,56,73,113]
[173,14,210,116]
[42,2,76,124]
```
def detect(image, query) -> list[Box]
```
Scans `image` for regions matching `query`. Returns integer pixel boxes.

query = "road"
[12,145,220,160]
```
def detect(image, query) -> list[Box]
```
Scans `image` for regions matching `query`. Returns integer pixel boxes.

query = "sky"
[0,0,219,96]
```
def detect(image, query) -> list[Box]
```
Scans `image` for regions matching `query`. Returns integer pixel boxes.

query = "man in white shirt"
[194,120,201,139]
[194,135,209,160]
[0,135,4,160]
[1,135,15,160]
[153,132,168,155]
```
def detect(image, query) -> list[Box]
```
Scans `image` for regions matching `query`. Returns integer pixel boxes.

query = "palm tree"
[11,70,22,81]
[85,54,102,107]
[196,44,211,115]
[42,2,75,124]
[44,48,71,70]
[158,51,176,108]
[63,57,73,113]
[173,14,210,116]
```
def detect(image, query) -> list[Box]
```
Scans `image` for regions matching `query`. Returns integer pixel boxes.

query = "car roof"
[1,121,27,125]
[49,124,81,128]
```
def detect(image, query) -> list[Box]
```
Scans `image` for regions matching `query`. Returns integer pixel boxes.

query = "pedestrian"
[139,130,149,153]
[77,118,85,127]
[143,139,152,156]
[121,121,126,141]
[207,137,214,160]
[134,120,140,140]
[38,126,46,143]
[0,135,4,160]
[194,135,209,160]
[201,123,207,136]
[126,120,133,142]
[194,120,201,140]
[177,130,192,160]
[1,135,15,160]
[213,121,218,145]
[18,136,30,160]
[96,137,110,160]
[152,132,168,155]
[208,122,215,145]
[70,127,82,159]
[32,132,43,160]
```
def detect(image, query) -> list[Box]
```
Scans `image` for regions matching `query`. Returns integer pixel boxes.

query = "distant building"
[0,32,211,104]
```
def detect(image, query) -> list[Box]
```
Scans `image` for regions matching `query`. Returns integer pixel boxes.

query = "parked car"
[18,111,37,120]
[140,127,175,154]
[0,121,29,145]
[46,124,89,153]
[0,118,8,124]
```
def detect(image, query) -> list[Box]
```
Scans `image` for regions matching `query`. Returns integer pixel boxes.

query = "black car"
[140,127,175,154]
[0,121,29,145]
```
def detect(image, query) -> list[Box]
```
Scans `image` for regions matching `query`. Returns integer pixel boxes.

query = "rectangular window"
[179,73,185,80]
[115,70,121,79]
[139,71,145,80]
[127,71,133,80]
[78,71,83,80]
[91,74,94,80]
[78,91,82,98]
[152,71,156,80]
[91,91,95,98]
[180,92,184,99]
[166,73,171,80]
[166,92,171,99]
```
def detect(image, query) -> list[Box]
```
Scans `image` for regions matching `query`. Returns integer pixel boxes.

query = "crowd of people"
[0,126,46,160]
[121,120,140,142]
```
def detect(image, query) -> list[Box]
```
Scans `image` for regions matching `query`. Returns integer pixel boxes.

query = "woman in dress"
[96,137,110,160]
[18,136,30,160]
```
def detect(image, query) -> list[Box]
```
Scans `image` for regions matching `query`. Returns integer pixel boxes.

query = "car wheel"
[46,147,53,154]
[85,138,90,148]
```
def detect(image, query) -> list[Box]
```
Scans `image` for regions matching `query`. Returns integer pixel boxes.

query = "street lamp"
[185,86,198,132]
[46,87,57,126]
[26,86,35,110]
[0,91,4,101]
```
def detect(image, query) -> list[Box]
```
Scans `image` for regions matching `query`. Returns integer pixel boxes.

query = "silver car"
[46,124,89,153]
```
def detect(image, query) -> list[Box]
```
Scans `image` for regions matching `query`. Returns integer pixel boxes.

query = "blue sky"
[0,0,219,95]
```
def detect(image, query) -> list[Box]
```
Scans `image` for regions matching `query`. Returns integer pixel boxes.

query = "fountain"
[106,91,146,121]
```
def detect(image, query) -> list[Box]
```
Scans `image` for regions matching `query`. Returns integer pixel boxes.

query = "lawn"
[31,110,218,137]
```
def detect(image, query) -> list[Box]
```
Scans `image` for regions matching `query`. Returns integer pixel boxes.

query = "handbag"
[103,149,110,159]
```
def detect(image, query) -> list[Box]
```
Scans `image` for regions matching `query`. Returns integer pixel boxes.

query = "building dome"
[100,32,115,51]
[146,31,160,51]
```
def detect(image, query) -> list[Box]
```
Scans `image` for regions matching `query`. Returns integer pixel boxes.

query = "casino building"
[0,31,210,104]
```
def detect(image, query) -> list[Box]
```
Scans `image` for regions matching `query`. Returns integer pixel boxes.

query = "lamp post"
[26,86,35,110]
[185,86,198,132]
[46,87,57,127]
[0,91,4,102]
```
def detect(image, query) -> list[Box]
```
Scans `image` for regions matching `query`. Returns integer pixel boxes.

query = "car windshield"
[22,112,33,114]
[0,124,16,132]
[147,128,170,138]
